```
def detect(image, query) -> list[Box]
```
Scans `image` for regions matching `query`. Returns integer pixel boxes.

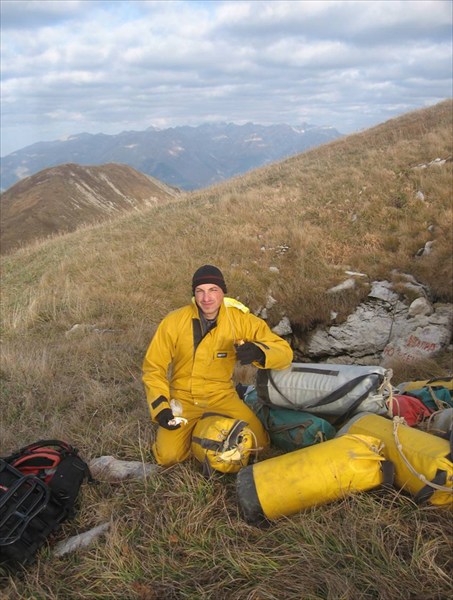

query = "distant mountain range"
[0,122,342,192]
[0,163,180,254]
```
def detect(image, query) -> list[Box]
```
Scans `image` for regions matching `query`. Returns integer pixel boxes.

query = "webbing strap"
[292,366,340,376]
[193,418,248,452]
[192,436,222,451]
[225,420,248,447]
[380,460,395,490]
[202,456,214,478]
[413,469,448,504]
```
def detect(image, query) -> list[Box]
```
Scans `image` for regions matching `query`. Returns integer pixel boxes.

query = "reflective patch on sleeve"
[151,396,166,409]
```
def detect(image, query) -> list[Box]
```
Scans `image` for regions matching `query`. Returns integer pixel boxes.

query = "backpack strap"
[192,437,222,451]
[192,416,249,452]
[380,460,395,491]
[0,461,51,546]
[413,469,448,504]
[224,420,248,448]
[2,440,75,463]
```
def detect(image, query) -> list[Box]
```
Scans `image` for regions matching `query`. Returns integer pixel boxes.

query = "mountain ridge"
[0,121,342,192]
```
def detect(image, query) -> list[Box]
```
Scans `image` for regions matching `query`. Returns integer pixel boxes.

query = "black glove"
[235,342,265,366]
[156,408,181,430]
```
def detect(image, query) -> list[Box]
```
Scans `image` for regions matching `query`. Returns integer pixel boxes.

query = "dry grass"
[1,100,452,598]
[1,470,452,600]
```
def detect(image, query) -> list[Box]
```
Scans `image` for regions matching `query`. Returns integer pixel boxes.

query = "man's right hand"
[156,408,181,430]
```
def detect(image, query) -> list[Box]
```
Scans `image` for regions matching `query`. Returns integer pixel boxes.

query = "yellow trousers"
[152,392,269,466]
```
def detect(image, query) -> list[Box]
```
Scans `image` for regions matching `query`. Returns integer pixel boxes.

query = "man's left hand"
[235,342,265,365]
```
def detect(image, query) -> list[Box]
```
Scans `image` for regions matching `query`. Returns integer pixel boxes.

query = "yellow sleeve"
[236,311,293,370]
[142,317,174,421]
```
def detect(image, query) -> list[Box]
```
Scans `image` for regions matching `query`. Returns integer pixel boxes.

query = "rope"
[367,369,396,419]
[392,417,452,493]
[428,386,449,411]
[423,409,452,437]
[382,376,396,419]
[347,433,386,458]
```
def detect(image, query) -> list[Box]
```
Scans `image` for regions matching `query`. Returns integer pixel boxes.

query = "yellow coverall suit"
[142,298,293,466]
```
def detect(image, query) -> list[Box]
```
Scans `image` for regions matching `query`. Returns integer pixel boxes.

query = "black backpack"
[0,440,93,568]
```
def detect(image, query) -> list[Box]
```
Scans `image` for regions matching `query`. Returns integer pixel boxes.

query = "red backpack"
[388,394,432,426]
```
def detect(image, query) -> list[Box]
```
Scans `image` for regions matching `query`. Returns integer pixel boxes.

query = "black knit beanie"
[192,265,227,294]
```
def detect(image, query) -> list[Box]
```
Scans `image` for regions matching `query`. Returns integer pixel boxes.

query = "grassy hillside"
[0,163,181,254]
[1,100,452,599]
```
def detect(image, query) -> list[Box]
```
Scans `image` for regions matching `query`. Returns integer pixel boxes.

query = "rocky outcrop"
[302,277,452,365]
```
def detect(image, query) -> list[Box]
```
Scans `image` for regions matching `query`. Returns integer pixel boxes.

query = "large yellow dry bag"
[236,434,391,523]
[191,413,256,475]
[344,414,453,507]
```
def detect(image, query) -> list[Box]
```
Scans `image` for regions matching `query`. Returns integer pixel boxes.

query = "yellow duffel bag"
[345,414,453,507]
[191,413,257,475]
[236,434,392,523]
[398,376,452,394]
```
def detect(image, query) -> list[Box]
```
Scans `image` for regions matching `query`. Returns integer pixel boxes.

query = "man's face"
[194,284,224,319]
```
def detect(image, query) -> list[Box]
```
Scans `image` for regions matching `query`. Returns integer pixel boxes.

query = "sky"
[1,0,452,156]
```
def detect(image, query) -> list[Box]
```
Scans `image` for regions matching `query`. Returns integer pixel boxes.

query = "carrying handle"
[392,417,453,502]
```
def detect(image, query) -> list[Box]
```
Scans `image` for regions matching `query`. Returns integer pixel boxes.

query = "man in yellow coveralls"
[142,265,293,466]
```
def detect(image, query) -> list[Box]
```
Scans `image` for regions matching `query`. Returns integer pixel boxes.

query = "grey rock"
[266,295,278,310]
[367,281,399,303]
[327,278,356,294]
[54,522,111,557]
[382,308,453,365]
[415,191,425,201]
[415,240,434,258]
[89,456,160,481]
[272,316,292,336]
[307,303,398,357]
[408,297,434,317]
[306,279,452,364]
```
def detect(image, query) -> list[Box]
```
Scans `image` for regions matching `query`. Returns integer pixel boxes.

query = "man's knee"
[153,445,189,467]
[152,432,191,467]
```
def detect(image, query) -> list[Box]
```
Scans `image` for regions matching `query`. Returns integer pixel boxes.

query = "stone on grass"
[89,456,160,481]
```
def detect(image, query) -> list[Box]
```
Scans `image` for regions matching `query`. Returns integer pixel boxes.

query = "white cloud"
[0,0,451,155]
